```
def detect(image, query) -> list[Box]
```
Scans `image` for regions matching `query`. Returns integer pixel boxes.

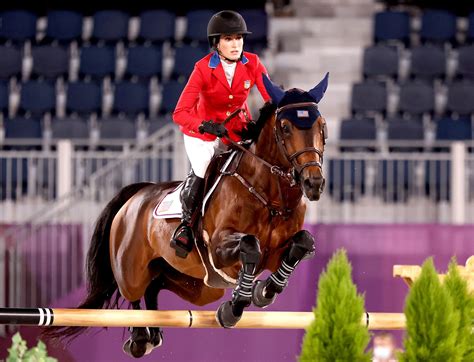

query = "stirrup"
[170,223,194,259]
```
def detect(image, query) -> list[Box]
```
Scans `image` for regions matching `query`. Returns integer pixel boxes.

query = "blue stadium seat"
[171,45,207,80]
[387,117,424,152]
[184,10,214,46]
[0,81,9,115]
[31,45,69,79]
[374,11,410,46]
[19,81,55,116]
[340,117,377,140]
[4,117,42,139]
[45,10,83,44]
[436,117,472,141]
[387,118,424,141]
[410,45,446,81]
[351,81,387,116]
[420,9,457,45]
[339,117,377,152]
[92,10,129,44]
[0,11,37,44]
[240,9,268,53]
[113,81,149,116]
[468,12,474,43]
[79,45,115,80]
[125,45,162,80]
[398,81,434,116]
[138,10,175,44]
[446,82,474,116]
[457,45,474,80]
[66,81,102,116]
[51,117,89,139]
[160,81,185,115]
[99,117,136,140]
[0,45,22,80]
[363,44,399,80]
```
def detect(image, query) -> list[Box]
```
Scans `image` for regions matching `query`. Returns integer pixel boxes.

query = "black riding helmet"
[207,10,251,48]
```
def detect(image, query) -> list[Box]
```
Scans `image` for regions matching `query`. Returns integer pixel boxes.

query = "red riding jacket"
[172,51,271,142]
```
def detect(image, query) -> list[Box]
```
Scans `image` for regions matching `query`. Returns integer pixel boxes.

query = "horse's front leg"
[214,232,261,328]
[252,230,315,308]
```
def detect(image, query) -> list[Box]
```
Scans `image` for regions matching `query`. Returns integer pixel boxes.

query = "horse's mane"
[238,102,277,143]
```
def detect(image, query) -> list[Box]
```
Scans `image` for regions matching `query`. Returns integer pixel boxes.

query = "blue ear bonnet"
[276,89,320,129]
[262,72,329,129]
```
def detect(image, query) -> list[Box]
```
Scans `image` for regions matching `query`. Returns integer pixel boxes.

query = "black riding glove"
[198,120,228,138]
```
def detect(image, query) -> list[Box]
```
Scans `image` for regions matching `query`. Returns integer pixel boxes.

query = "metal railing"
[1,137,473,336]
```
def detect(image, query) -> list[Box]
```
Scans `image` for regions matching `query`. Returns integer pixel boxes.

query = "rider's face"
[217,34,243,61]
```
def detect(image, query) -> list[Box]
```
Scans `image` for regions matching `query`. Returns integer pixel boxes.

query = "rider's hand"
[198,120,228,138]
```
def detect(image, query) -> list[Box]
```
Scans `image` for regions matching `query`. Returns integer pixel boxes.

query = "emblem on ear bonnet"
[262,72,329,105]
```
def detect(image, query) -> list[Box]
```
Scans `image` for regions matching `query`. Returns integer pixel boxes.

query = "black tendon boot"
[170,170,204,258]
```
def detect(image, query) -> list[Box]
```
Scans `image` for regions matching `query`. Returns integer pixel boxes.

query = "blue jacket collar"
[208,51,249,68]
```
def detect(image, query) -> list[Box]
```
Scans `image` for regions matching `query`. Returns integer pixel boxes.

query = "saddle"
[153,149,244,288]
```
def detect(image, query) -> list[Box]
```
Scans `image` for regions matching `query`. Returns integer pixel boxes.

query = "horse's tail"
[42,182,153,341]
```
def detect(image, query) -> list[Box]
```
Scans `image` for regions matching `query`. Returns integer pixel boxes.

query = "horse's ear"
[262,73,285,105]
[308,72,329,103]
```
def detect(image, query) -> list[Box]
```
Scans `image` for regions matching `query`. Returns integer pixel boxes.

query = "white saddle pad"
[152,150,239,220]
[152,183,184,219]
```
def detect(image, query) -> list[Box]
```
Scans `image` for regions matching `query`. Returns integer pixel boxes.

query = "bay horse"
[44,73,329,358]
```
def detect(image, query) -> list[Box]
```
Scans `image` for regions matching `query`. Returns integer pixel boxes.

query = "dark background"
[0,0,267,15]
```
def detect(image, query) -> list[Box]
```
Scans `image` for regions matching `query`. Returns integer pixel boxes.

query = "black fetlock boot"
[170,170,204,258]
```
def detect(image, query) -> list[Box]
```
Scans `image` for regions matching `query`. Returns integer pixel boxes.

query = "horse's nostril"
[303,177,324,190]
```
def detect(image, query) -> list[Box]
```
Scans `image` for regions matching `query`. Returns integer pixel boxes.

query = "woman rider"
[170,10,271,258]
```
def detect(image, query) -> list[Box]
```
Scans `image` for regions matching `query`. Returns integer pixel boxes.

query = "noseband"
[274,102,325,181]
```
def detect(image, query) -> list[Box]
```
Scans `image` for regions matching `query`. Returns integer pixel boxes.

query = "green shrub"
[7,332,57,362]
[299,249,370,362]
[444,258,474,361]
[400,258,460,362]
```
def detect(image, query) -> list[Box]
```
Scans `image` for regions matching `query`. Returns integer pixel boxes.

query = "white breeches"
[183,135,226,178]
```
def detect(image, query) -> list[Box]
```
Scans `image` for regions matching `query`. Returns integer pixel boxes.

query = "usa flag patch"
[297,110,309,117]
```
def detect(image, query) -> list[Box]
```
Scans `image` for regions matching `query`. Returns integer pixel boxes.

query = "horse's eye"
[282,124,291,135]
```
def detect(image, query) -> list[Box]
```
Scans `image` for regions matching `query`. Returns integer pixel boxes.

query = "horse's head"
[263,73,329,201]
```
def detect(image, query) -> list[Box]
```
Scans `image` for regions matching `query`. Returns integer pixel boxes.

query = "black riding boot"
[170,170,204,258]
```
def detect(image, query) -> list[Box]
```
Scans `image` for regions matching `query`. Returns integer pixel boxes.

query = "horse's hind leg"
[216,234,261,328]
[252,230,315,308]
[123,278,164,358]
[123,300,152,358]
[143,277,164,349]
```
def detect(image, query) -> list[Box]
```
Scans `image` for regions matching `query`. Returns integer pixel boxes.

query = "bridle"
[274,101,326,182]
[221,102,326,217]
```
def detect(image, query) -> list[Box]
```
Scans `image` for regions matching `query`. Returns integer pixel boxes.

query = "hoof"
[123,339,148,359]
[216,301,242,328]
[150,328,164,348]
[252,280,276,308]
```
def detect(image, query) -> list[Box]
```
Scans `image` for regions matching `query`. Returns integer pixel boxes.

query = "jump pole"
[0,308,406,330]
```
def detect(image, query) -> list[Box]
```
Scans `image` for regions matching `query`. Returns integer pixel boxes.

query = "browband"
[276,102,318,114]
